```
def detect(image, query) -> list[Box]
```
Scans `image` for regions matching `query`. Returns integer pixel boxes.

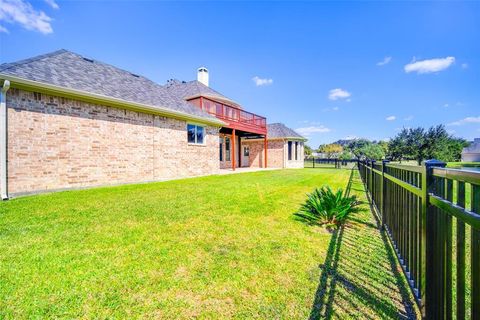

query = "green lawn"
[0,169,417,319]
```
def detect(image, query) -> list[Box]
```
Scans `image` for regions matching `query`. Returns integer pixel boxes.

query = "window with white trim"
[187,124,205,144]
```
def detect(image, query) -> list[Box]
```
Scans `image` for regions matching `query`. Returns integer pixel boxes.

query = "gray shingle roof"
[267,123,305,140]
[164,79,239,107]
[0,49,218,122]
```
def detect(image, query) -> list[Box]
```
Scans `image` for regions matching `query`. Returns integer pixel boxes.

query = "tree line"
[306,125,468,163]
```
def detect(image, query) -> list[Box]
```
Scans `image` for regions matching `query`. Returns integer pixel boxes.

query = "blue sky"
[1,1,479,148]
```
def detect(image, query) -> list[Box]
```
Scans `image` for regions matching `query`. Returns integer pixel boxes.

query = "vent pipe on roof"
[197,67,209,87]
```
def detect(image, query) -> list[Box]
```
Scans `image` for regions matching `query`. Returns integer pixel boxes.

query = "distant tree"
[304,144,313,156]
[358,144,385,160]
[346,139,372,158]
[318,143,343,158]
[339,151,354,160]
[378,140,389,155]
[406,127,427,164]
[387,125,468,164]
[388,128,409,161]
[424,125,468,162]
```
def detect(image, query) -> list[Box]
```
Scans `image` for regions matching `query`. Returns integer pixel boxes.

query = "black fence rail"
[304,157,357,168]
[358,160,480,319]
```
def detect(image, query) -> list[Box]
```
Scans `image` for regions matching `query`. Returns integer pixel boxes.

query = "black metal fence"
[304,157,356,169]
[358,160,480,319]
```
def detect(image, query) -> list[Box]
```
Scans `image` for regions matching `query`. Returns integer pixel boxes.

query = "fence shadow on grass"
[307,168,418,319]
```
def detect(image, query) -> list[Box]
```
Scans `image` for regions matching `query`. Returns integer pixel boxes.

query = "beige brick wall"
[242,139,304,169]
[266,140,285,168]
[6,89,220,195]
[242,139,265,168]
[242,139,284,168]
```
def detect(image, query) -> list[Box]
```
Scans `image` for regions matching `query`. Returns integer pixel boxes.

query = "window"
[295,142,298,160]
[244,146,250,156]
[225,137,231,161]
[288,141,293,160]
[187,124,205,144]
[219,137,223,161]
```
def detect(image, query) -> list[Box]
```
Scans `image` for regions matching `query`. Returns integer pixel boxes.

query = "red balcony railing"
[189,97,267,134]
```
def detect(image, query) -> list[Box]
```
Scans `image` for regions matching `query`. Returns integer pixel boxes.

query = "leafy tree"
[406,127,427,164]
[388,128,409,161]
[358,143,385,160]
[346,139,371,158]
[387,125,468,164]
[304,144,313,156]
[339,151,354,160]
[318,143,343,158]
[377,140,389,155]
[424,125,468,162]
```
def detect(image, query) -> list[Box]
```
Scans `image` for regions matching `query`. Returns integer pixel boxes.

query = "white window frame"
[187,123,206,145]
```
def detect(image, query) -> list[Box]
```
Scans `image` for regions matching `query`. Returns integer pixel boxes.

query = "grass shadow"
[307,167,419,319]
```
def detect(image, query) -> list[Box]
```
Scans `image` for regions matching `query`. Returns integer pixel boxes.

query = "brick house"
[0,50,306,198]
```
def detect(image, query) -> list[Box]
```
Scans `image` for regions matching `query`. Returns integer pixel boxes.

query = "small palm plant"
[294,186,360,228]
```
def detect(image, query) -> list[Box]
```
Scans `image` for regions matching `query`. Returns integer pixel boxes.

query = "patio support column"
[264,136,268,168]
[232,129,236,171]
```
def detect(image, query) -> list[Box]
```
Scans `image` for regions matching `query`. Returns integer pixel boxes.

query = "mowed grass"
[1,169,353,319]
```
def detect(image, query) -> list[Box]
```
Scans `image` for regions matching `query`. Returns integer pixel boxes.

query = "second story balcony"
[188,96,267,135]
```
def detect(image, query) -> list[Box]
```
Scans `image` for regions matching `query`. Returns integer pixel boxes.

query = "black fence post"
[370,160,378,200]
[381,160,389,229]
[423,159,446,319]
[313,156,315,168]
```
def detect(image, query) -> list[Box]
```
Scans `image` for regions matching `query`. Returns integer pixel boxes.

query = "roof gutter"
[0,74,226,127]
[0,80,10,200]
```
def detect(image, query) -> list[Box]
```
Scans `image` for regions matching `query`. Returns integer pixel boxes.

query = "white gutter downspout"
[1,80,10,200]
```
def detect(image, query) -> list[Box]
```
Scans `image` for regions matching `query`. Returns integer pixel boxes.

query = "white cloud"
[377,56,392,66]
[404,115,413,121]
[386,116,396,121]
[404,56,455,74]
[295,126,331,136]
[0,25,9,33]
[328,88,351,101]
[332,106,339,111]
[252,76,273,86]
[0,0,53,34]
[44,0,59,9]
[444,103,449,108]
[448,116,480,126]
[461,63,468,69]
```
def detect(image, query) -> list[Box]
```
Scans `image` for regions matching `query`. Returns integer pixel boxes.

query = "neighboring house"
[462,138,480,162]
[0,50,306,198]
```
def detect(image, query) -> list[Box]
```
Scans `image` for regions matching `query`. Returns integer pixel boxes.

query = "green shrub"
[294,186,360,228]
